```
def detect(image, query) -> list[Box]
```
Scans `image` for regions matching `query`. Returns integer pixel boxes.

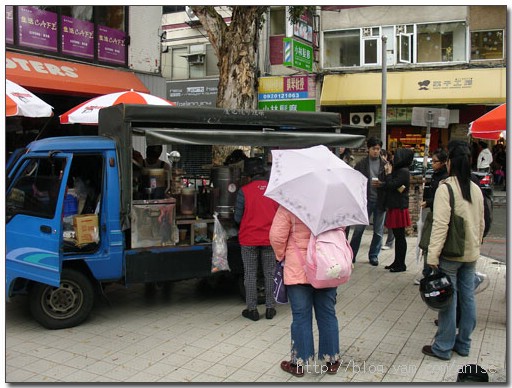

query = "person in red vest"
[234,157,279,321]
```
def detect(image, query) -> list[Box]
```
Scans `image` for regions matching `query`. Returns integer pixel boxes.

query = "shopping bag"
[211,213,230,273]
[273,261,288,304]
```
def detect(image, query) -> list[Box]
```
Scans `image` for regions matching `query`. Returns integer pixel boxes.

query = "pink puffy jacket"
[269,206,311,285]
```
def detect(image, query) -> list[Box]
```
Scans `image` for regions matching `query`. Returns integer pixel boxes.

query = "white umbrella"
[59,90,175,124]
[6,79,53,117]
[264,145,369,236]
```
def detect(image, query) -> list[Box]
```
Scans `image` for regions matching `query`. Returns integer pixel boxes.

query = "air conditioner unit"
[350,112,375,127]
[188,54,205,64]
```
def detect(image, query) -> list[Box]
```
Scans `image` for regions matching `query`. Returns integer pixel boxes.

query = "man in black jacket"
[350,137,387,266]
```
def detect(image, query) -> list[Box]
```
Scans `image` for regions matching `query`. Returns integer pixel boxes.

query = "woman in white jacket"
[422,140,485,361]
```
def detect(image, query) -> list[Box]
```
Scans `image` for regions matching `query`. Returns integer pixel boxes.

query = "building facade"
[161,5,506,154]
[5,6,166,152]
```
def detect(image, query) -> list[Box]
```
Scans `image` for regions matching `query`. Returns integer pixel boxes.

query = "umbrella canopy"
[264,145,369,236]
[6,79,53,117]
[59,90,175,124]
[468,103,506,140]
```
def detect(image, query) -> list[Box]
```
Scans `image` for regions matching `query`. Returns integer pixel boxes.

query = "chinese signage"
[8,6,127,65]
[5,6,14,44]
[283,38,313,72]
[18,6,58,52]
[62,16,94,59]
[376,107,413,123]
[98,25,126,64]
[258,76,316,112]
[166,79,219,107]
[293,12,313,43]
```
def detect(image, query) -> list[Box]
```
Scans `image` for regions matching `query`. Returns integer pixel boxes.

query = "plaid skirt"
[385,208,411,229]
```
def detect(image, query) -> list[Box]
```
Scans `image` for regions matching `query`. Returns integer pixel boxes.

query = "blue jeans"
[350,200,385,262]
[287,284,340,365]
[432,259,477,359]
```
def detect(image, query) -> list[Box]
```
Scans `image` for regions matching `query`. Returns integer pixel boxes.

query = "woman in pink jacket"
[269,206,340,378]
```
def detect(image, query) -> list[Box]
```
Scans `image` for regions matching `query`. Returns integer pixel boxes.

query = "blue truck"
[6,105,366,329]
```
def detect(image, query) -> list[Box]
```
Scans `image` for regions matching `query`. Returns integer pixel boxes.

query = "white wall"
[129,6,162,74]
[321,6,468,30]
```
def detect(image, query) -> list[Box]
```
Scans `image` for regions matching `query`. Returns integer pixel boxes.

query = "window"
[417,22,466,63]
[165,44,219,80]
[7,158,66,220]
[323,21,468,69]
[324,29,360,67]
[471,30,504,60]
[396,24,414,63]
[270,7,286,36]
[96,6,125,31]
[361,27,380,65]
[10,6,128,66]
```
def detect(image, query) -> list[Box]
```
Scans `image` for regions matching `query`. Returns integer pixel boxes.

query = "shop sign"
[62,16,94,59]
[98,25,126,64]
[283,38,313,72]
[5,6,14,44]
[258,100,316,112]
[166,79,218,107]
[18,6,58,52]
[258,76,315,112]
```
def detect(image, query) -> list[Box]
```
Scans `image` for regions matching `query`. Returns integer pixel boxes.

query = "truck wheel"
[29,269,94,330]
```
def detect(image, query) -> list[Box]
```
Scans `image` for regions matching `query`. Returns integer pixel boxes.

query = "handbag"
[273,261,288,304]
[419,183,465,257]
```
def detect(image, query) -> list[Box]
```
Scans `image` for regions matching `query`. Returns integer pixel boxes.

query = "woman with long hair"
[422,140,485,361]
[382,147,414,272]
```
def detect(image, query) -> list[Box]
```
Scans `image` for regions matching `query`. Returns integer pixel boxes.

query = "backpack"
[304,227,353,288]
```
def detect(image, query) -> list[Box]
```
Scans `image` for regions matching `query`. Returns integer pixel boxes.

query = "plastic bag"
[273,261,288,304]
[211,213,230,273]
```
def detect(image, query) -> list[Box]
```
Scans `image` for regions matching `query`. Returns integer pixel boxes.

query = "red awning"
[6,51,150,96]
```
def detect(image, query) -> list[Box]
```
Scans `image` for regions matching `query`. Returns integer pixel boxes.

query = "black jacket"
[383,148,414,210]
[424,165,449,210]
[353,155,387,210]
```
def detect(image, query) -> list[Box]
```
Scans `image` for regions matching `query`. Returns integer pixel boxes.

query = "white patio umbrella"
[264,145,369,236]
[59,90,175,125]
[6,79,53,117]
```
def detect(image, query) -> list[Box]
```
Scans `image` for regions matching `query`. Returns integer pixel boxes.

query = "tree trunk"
[191,6,267,110]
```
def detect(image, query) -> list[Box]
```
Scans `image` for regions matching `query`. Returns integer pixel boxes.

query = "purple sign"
[18,6,58,52]
[62,16,94,59]
[98,25,126,64]
[283,76,308,93]
[5,6,14,44]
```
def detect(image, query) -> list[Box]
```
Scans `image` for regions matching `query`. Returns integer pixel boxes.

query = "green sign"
[258,99,316,112]
[283,38,313,72]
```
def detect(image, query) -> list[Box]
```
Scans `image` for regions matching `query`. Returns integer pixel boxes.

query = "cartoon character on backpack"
[305,227,354,288]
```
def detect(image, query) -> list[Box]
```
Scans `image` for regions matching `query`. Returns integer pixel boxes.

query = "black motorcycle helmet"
[420,270,454,311]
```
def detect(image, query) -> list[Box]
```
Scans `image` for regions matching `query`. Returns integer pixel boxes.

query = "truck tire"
[29,269,94,330]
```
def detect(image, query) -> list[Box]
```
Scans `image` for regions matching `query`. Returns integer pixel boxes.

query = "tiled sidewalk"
[5,232,507,383]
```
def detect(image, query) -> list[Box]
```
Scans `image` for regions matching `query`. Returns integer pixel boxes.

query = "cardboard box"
[73,214,99,245]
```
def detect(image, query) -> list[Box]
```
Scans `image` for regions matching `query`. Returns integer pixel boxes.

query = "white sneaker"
[413,278,422,285]
[381,245,391,250]
[474,272,490,295]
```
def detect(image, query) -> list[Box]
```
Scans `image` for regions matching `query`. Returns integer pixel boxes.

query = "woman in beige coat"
[422,140,485,361]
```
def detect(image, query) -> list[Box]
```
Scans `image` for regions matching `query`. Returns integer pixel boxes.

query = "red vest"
[238,180,278,246]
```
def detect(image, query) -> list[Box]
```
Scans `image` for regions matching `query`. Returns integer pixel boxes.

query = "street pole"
[381,35,387,150]
[423,110,433,176]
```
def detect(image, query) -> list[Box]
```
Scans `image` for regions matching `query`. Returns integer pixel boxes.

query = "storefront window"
[8,6,128,66]
[61,6,93,21]
[96,6,125,31]
[324,29,360,67]
[471,30,504,60]
[417,22,466,63]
